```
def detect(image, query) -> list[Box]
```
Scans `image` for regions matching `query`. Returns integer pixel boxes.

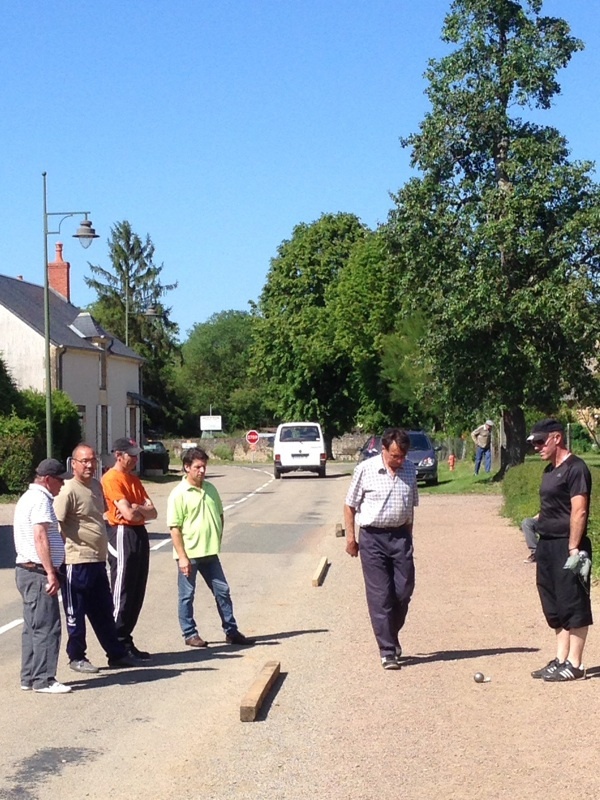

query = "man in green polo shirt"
[167,447,254,648]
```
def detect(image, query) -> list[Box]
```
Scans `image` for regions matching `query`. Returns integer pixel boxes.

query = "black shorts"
[536,536,593,630]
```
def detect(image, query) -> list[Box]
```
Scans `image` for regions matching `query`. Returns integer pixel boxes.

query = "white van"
[273,422,327,479]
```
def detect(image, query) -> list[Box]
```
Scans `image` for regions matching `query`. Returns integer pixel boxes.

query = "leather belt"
[17,562,48,575]
[362,524,411,534]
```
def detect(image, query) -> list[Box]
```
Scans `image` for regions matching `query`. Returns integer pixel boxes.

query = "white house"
[0,243,145,467]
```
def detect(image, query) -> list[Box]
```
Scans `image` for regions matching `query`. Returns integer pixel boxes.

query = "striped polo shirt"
[13,483,65,567]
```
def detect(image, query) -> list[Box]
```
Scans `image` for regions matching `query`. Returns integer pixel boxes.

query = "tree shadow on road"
[400,646,539,667]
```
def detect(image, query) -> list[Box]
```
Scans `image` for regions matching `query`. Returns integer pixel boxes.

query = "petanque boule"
[473,672,486,683]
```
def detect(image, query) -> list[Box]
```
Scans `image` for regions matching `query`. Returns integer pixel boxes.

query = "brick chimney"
[48,242,71,302]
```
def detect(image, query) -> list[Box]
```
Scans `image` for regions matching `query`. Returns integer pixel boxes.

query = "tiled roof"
[0,274,142,360]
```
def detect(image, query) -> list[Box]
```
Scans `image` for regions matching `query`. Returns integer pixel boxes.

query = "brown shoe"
[185,634,208,647]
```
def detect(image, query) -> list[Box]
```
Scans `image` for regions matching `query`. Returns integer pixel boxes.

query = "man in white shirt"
[344,429,419,670]
[14,458,71,694]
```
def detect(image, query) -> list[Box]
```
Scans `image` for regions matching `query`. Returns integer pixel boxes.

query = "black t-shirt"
[537,454,592,539]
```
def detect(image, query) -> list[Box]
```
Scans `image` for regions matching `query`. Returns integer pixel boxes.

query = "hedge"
[0,415,44,493]
[502,459,600,578]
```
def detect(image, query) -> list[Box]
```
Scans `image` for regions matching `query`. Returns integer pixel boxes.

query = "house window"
[98,351,107,390]
[96,405,112,456]
[76,405,86,440]
[127,405,138,442]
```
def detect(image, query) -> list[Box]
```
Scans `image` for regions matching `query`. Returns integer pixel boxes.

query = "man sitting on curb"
[521,516,538,564]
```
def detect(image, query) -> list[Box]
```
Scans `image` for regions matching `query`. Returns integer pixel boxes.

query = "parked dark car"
[358,431,439,485]
[141,441,170,474]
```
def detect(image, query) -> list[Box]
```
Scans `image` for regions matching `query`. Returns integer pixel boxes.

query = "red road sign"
[246,429,260,445]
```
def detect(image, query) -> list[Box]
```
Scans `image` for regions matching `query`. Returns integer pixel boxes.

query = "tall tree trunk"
[496,406,526,479]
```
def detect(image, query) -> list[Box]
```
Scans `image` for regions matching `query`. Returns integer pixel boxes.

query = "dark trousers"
[107,524,149,646]
[536,536,593,629]
[15,567,61,689]
[359,526,415,657]
[62,562,127,661]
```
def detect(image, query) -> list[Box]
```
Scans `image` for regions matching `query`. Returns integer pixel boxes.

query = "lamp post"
[43,172,99,457]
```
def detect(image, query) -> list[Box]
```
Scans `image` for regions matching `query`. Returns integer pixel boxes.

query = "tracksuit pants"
[107,524,149,646]
[62,562,127,662]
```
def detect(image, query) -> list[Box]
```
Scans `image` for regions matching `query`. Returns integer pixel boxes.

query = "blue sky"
[2,0,598,339]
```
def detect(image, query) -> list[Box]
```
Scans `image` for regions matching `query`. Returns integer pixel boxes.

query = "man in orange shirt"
[102,438,157,660]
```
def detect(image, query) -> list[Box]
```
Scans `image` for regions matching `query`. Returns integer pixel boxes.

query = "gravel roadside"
[160,491,600,800]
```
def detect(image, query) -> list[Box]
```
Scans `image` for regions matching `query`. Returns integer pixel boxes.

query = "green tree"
[0,355,22,416]
[386,0,600,472]
[253,213,368,453]
[19,389,81,463]
[175,310,269,432]
[85,221,181,432]
[333,231,421,431]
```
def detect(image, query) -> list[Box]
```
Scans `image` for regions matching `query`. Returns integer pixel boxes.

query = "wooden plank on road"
[312,556,329,587]
[240,660,281,722]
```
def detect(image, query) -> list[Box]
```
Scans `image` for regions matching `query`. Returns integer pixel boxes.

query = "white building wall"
[0,305,45,390]
[61,349,140,466]
[0,303,141,468]
[106,355,141,444]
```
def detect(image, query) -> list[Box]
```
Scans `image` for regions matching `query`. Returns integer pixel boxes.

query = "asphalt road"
[4,465,598,800]
[0,463,353,799]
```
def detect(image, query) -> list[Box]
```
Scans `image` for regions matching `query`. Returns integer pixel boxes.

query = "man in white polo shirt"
[14,458,71,694]
[344,428,419,670]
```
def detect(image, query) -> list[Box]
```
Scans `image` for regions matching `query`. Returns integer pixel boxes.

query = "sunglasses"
[531,431,560,447]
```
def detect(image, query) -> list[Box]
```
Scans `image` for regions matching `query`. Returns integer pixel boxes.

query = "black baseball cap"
[527,419,564,442]
[112,437,142,456]
[35,458,70,479]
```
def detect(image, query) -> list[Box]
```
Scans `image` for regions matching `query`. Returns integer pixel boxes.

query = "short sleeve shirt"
[167,478,224,558]
[13,483,65,567]
[54,477,108,563]
[345,454,419,528]
[101,468,150,526]
[537,454,591,539]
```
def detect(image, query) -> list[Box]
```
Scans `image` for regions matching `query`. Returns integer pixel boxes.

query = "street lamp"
[43,171,99,457]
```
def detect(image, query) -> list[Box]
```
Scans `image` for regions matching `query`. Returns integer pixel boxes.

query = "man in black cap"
[102,438,157,660]
[527,419,593,682]
[13,458,71,693]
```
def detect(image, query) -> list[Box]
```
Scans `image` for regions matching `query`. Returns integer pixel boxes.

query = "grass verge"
[502,455,600,579]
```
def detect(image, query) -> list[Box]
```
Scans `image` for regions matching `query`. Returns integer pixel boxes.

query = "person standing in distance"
[471,419,494,475]
[344,428,419,670]
[528,419,593,682]
[54,444,139,672]
[102,438,157,660]
[167,447,254,648]
[14,458,71,694]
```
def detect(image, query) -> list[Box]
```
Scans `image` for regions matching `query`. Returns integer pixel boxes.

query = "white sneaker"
[34,681,72,694]
[20,685,32,691]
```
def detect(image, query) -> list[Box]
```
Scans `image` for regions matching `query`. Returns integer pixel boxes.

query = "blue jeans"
[474,446,491,474]
[521,517,538,552]
[177,555,238,639]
